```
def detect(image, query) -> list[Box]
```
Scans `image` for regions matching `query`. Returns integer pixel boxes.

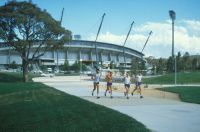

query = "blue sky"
[1,0,200,58]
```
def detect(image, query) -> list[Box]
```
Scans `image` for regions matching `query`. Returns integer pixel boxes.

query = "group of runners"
[91,69,144,99]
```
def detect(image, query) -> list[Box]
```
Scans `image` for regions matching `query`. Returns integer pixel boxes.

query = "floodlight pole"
[141,31,153,53]
[95,13,106,67]
[56,8,65,71]
[123,21,134,72]
[169,10,176,85]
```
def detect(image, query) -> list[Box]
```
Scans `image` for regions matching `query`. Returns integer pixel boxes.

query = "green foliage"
[182,52,191,71]
[157,58,166,74]
[132,58,139,73]
[140,60,146,71]
[60,60,70,71]
[40,65,47,71]
[176,52,182,72]
[192,58,198,71]
[110,61,116,69]
[82,64,88,71]
[174,51,200,72]
[71,60,80,72]
[59,60,88,72]
[131,58,146,74]
[9,61,18,69]
[0,1,71,48]
[0,1,71,82]
[146,52,200,74]
[167,56,173,73]
[158,86,200,104]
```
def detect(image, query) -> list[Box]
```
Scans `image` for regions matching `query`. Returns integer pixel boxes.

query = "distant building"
[73,35,81,40]
[0,40,144,70]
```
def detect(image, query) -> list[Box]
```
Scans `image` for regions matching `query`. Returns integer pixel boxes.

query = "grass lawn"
[0,72,150,132]
[0,72,23,82]
[0,72,40,82]
[143,71,200,84]
[158,86,200,104]
[143,72,200,104]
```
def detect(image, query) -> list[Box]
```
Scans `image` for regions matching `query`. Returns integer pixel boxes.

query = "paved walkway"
[33,76,200,132]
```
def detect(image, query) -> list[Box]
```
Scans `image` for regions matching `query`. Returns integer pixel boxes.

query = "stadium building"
[0,40,144,72]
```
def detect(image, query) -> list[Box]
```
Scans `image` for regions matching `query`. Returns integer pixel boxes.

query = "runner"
[104,71,113,98]
[124,73,131,99]
[92,69,101,99]
[131,73,143,98]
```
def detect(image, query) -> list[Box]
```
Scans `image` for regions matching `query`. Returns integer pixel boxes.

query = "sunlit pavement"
[33,76,200,132]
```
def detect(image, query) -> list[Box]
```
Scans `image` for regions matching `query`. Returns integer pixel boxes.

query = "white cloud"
[87,19,200,58]
[88,32,125,45]
[183,20,200,32]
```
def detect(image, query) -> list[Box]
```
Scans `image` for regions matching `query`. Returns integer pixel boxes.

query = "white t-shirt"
[136,74,142,82]
[124,76,131,84]
[94,73,100,83]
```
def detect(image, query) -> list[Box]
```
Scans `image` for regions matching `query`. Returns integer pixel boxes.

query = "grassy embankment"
[157,86,200,104]
[143,72,200,104]
[143,71,200,84]
[0,72,150,132]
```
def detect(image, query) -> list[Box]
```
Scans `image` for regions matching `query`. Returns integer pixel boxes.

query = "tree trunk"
[22,58,29,83]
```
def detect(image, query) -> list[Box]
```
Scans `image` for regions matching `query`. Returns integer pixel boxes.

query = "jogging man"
[104,71,113,98]
[131,73,143,98]
[124,73,131,99]
[92,69,100,99]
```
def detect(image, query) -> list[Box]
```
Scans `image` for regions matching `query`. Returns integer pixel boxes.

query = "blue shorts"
[136,82,142,86]
[107,82,112,86]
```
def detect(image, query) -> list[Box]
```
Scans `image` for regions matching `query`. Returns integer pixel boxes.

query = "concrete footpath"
[33,76,200,132]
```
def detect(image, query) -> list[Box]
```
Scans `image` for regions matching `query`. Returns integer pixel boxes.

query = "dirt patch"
[143,89,180,101]
[89,83,181,101]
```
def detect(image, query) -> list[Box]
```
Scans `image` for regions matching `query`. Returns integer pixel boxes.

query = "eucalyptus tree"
[0,1,71,82]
